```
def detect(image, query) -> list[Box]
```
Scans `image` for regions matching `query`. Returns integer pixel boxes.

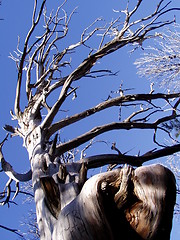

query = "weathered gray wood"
[1,1,178,239]
[1,129,176,239]
[31,162,176,240]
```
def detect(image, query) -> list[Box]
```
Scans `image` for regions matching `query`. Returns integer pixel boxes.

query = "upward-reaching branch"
[14,0,46,117]
[40,1,179,129]
[2,1,180,238]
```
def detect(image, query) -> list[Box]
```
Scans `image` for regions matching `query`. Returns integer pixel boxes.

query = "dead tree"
[0,0,179,239]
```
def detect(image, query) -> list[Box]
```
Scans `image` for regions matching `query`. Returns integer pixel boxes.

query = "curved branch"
[0,156,32,205]
[0,224,23,237]
[14,0,46,117]
[0,154,32,182]
[1,158,32,182]
[0,136,32,182]
[40,2,179,130]
[0,178,12,206]
[55,110,180,156]
[55,122,157,156]
[78,143,180,169]
[47,93,180,138]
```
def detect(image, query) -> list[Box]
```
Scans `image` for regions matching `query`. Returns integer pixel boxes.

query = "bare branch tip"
[0,134,9,149]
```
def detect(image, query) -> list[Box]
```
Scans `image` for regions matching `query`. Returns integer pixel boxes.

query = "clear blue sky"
[0,0,179,239]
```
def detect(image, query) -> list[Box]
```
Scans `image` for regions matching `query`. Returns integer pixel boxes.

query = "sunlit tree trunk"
[0,0,179,239]
[30,141,176,240]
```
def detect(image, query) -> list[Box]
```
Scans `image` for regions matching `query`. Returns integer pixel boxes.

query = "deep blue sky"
[0,0,179,239]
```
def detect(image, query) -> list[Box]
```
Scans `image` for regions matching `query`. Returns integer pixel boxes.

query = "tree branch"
[54,122,157,156]
[40,2,179,130]
[14,0,46,117]
[135,24,180,90]
[79,143,180,169]
[47,93,180,138]
[0,224,23,237]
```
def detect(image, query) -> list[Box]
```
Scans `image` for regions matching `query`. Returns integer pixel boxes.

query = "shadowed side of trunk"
[52,164,176,240]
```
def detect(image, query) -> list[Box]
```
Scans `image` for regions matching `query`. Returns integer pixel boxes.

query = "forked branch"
[12,0,179,129]
[47,92,180,138]
[79,143,180,169]
[0,136,32,205]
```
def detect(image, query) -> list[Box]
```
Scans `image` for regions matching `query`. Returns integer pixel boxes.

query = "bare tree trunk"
[0,131,176,239]
[31,151,176,240]
[1,1,179,239]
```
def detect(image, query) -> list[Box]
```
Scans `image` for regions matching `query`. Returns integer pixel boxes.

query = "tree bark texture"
[32,151,176,240]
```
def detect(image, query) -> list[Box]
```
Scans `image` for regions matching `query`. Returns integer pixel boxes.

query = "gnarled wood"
[128,164,176,240]
[51,164,176,240]
[1,1,179,239]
